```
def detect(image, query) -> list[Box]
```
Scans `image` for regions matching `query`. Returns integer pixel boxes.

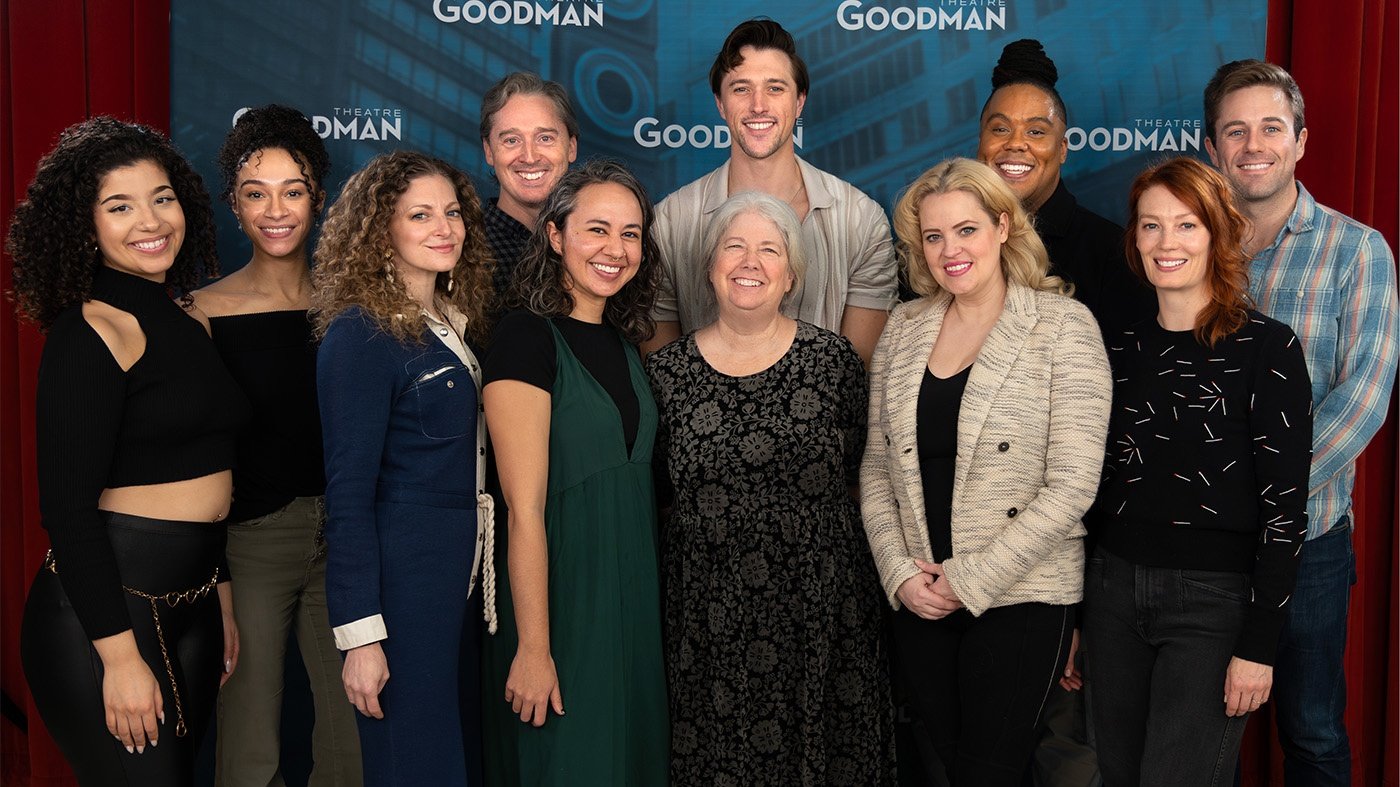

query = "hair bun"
[992,39,1058,90]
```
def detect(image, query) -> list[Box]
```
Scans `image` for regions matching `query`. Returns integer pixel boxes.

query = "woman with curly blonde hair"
[311,149,494,786]
[862,157,1110,785]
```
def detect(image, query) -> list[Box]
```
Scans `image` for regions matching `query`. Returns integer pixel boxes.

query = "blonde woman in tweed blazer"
[860,158,1110,785]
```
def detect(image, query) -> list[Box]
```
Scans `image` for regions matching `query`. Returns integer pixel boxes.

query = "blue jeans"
[1274,518,1355,786]
[1083,548,1249,787]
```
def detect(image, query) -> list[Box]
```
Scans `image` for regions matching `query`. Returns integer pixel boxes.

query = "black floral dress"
[646,322,896,787]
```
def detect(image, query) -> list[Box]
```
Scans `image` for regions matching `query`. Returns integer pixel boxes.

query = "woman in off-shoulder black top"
[11,118,246,785]
[191,105,362,786]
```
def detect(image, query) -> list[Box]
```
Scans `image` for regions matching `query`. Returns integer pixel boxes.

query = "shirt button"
[446,380,455,388]
[439,328,449,336]
[998,441,1010,452]
[479,447,486,456]
[1007,507,1018,518]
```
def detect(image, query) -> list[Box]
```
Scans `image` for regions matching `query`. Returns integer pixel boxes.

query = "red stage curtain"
[0,1,1394,785]
[1245,0,1400,785]
[1,2,171,784]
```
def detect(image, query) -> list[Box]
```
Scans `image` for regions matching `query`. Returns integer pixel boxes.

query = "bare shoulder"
[80,300,145,371]
[191,270,255,318]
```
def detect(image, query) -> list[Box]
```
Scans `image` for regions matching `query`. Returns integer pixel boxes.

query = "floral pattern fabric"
[647,321,895,787]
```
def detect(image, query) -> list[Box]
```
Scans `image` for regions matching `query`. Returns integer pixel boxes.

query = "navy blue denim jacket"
[317,308,481,643]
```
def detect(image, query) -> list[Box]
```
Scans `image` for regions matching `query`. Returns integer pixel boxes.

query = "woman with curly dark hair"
[480,159,667,786]
[189,105,361,786]
[10,116,246,784]
[311,149,494,786]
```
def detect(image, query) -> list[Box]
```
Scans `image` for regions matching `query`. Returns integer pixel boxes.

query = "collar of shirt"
[698,156,836,219]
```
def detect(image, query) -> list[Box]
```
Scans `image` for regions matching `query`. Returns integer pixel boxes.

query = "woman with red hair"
[1084,157,1312,785]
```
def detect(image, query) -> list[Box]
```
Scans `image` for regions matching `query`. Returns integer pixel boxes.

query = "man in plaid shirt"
[1204,59,1399,787]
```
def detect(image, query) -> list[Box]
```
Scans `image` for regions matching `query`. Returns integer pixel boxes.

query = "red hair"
[1124,157,1252,347]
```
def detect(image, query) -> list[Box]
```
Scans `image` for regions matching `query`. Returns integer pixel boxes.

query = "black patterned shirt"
[1095,312,1312,664]
[483,197,532,305]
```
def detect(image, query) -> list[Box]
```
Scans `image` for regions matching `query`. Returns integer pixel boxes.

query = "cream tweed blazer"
[860,282,1111,615]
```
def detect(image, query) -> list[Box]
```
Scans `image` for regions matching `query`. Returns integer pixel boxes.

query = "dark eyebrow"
[100,184,174,204]
[239,177,312,188]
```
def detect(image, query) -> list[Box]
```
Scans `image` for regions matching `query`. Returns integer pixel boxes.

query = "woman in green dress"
[481,160,668,786]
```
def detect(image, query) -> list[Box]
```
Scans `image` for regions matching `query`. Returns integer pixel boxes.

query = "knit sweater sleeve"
[1235,321,1312,665]
[35,310,133,640]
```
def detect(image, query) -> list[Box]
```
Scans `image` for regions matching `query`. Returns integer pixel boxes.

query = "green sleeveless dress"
[483,320,669,786]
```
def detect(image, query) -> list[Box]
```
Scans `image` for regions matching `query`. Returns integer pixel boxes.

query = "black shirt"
[484,309,640,451]
[209,310,325,522]
[1094,314,1312,664]
[483,198,533,310]
[36,266,249,639]
[1037,180,1156,339]
[916,365,971,563]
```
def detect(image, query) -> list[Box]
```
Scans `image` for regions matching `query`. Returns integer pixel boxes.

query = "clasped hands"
[896,557,962,620]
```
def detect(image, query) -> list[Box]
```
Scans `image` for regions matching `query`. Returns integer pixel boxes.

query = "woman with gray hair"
[646,191,895,786]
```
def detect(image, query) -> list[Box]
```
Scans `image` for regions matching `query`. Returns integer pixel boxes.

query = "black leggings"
[890,602,1072,787]
[21,512,226,786]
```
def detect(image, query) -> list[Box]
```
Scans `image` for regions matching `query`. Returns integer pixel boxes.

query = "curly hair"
[217,104,331,211]
[1124,157,1251,348]
[311,150,493,345]
[7,117,219,329]
[892,158,1068,299]
[503,159,660,345]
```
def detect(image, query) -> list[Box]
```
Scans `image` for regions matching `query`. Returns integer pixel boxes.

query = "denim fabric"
[1273,519,1355,786]
[1083,549,1249,787]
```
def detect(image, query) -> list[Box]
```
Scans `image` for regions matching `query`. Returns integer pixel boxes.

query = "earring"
[446,276,455,293]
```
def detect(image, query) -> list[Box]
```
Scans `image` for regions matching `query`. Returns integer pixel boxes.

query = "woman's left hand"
[914,558,961,604]
[1223,656,1272,716]
[217,582,239,687]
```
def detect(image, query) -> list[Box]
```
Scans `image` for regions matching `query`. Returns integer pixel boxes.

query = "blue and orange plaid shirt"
[1248,182,1399,540]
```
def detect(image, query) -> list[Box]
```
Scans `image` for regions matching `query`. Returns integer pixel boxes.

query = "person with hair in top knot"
[862,158,1110,787]
[481,160,668,787]
[12,116,247,785]
[975,41,1155,787]
[1084,157,1311,787]
[191,104,362,787]
[977,39,1154,341]
[313,150,495,787]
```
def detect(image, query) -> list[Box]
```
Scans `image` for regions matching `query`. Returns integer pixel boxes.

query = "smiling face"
[918,190,1010,303]
[233,147,318,260]
[977,83,1067,213]
[1134,184,1212,308]
[709,209,794,319]
[1206,85,1307,207]
[715,46,807,163]
[388,174,465,291]
[93,159,186,282]
[548,181,643,322]
[483,93,578,225]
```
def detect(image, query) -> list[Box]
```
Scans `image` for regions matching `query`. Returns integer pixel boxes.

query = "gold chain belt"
[45,549,219,737]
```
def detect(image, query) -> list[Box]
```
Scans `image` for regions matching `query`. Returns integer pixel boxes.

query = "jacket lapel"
[889,295,947,480]
[953,284,1037,494]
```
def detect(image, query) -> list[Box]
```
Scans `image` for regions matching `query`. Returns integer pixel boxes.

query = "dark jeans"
[891,602,1072,787]
[1274,519,1355,786]
[1083,548,1248,787]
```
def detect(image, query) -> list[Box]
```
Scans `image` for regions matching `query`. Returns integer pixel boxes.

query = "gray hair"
[697,191,807,317]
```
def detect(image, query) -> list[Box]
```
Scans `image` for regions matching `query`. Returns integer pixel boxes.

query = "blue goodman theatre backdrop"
[171,0,1266,271]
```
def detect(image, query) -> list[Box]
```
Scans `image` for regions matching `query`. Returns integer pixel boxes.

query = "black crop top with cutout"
[35,265,249,639]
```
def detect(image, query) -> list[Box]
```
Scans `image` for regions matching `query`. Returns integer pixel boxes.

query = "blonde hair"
[892,157,1067,298]
[312,151,493,344]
